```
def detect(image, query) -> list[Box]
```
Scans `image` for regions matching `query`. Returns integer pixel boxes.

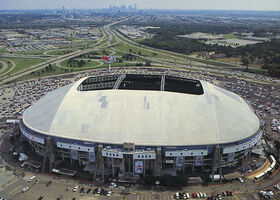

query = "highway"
[0,17,278,85]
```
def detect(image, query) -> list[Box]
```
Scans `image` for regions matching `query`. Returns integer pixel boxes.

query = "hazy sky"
[1,0,280,11]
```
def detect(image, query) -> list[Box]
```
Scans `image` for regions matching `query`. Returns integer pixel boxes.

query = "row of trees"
[138,23,280,77]
[66,58,86,68]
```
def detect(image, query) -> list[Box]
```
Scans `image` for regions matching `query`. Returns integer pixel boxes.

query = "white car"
[107,191,112,197]
[203,193,207,198]
[73,185,79,192]
[22,187,29,193]
[21,161,27,167]
[111,182,117,187]
[28,176,36,182]
[175,192,179,199]
[238,177,244,183]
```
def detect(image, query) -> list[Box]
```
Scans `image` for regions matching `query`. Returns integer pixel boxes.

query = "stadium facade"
[19,74,261,180]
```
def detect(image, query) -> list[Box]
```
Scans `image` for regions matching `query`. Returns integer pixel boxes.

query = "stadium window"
[180,153,183,155]
[201,152,203,154]
[110,153,111,156]
[113,154,115,156]
[149,155,151,158]
[60,144,62,147]
[138,155,140,158]
[69,146,71,148]
[116,154,118,157]
[145,155,147,158]
[78,147,80,149]
[106,153,108,156]
[170,153,172,156]
[191,153,193,155]
[142,155,144,158]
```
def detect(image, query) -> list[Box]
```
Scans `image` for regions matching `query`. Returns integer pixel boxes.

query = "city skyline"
[1,0,280,11]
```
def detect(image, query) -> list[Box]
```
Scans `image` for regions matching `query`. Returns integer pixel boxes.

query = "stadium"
[19,74,262,181]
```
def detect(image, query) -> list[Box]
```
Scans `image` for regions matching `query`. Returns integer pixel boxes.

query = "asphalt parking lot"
[0,176,242,200]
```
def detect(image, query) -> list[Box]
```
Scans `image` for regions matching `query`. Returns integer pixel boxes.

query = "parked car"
[175,192,179,199]
[192,193,197,198]
[226,191,233,196]
[93,188,98,194]
[46,181,52,187]
[73,185,79,192]
[238,177,244,183]
[22,187,29,193]
[28,176,36,182]
[274,184,280,191]
[107,191,112,197]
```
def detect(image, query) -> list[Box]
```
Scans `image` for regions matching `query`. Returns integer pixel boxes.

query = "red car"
[192,193,197,198]
[226,191,233,196]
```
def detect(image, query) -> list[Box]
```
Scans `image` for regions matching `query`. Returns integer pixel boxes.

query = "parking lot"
[0,175,245,200]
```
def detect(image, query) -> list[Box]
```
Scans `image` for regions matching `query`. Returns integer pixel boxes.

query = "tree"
[145,60,152,66]
[241,57,249,72]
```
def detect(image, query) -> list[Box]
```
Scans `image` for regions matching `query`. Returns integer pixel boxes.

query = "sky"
[0,0,280,11]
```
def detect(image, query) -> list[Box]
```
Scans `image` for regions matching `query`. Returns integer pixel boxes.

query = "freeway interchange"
[0,17,278,86]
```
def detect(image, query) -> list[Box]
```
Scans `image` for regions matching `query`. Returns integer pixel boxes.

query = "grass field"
[0,57,48,74]
[12,50,46,56]
[0,48,7,53]
[47,49,74,56]
[215,57,264,69]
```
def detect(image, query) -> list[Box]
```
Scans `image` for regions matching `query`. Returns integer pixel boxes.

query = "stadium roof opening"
[79,74,204,95]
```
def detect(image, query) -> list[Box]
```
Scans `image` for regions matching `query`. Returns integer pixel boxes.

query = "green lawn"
[0,57,49,74]
[12,50,46,56]
[47,49,74,55]
[0,48,7,53]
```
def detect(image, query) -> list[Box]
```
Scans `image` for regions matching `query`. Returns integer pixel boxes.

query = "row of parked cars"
[72,185,112,197]
[174,192,207,199]
[174,191,233,200]
[259,183,280,199]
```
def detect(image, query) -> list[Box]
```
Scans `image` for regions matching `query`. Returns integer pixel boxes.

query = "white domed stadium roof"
[23,76,260,146]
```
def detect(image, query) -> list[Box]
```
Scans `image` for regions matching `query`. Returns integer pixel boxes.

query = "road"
[0,60,8,75]
[0,19,110,85]
[0,17,278,86]
[0,59,16,78]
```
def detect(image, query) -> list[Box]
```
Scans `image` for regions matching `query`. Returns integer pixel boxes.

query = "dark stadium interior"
[118,74,162,90]
[165,76,204,95]
[79,74,204,95]
[79,75,118,91]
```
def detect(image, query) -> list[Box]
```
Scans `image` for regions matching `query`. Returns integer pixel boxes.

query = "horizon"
[1,0,280,11]
[1,8,280,13]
